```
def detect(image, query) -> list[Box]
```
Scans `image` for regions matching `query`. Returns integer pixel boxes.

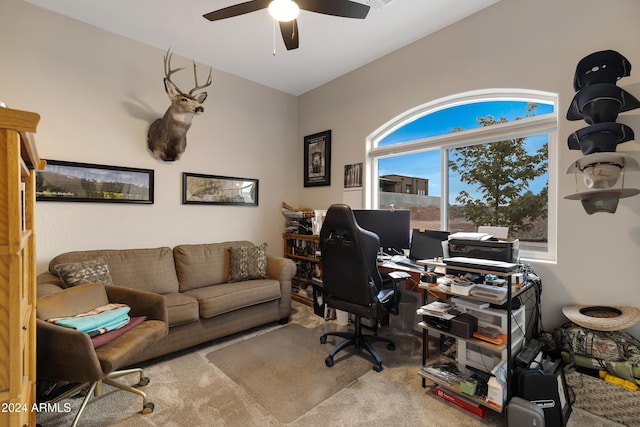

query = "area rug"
[206,323,372,423]
[566,370,640,426]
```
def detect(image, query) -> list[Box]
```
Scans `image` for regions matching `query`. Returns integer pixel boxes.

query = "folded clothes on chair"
[91,316,146,348]
[46,303,131,336]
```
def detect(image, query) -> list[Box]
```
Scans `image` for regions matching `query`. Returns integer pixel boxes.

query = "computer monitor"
[352,209,410,255]
[409,229,450,261]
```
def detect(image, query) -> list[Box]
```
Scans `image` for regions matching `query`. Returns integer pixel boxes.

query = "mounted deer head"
[147,49,213,161]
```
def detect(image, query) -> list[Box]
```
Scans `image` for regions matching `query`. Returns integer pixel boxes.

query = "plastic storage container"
[391,292,419,334]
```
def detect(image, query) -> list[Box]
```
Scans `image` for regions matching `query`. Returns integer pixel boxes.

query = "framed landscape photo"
[304,130,331,187]
[36,160,154,203]
[182,173,259,206]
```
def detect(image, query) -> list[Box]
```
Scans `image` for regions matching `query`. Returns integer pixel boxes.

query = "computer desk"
[378,261,423,293]
[378,261,449,301]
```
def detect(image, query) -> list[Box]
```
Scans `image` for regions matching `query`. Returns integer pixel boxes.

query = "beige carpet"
[36,301,624,426]
[206,323,373,423]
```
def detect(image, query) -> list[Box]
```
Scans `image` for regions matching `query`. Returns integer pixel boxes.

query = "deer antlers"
[163,50,212,97]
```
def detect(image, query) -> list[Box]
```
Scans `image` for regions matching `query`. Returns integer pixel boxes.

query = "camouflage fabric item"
[557,322,640,363]
[556,322,640,384]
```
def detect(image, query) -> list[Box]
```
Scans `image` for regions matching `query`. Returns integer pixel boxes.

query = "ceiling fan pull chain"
[272,19,277,56]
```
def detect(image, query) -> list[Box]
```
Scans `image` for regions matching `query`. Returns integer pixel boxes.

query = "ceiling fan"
[203,0,371,51]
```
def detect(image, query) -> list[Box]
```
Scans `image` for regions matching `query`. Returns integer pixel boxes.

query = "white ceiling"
[25,0,499,96]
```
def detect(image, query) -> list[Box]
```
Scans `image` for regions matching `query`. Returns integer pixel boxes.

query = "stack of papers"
[448,232,494,241]
[417,301,456,319]
[450,280,476,296]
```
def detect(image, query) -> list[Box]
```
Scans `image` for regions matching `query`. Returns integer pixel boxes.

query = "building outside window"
[366,89,558,261]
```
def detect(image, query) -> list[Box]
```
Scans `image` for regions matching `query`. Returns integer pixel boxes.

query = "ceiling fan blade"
[296,0,370,19]
[279,20,299,50]
[203,0,271,21]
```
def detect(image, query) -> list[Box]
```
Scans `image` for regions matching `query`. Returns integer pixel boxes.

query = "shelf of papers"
[418,321,509,353]
[417,258,524,413]
[418,282,530,307]
[418,356,503,413]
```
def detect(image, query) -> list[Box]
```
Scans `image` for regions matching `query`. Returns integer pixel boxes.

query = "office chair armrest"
[36,318,104,382]
[383,271,410,315]
[104,285,168,325]
[387,271,412,281]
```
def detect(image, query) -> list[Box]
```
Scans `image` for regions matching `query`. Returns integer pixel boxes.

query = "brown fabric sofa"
[36,241,296,365]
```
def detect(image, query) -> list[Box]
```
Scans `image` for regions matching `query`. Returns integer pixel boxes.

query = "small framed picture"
[182,173,258,206]
[303,130,331,187]
[344,162,363,188]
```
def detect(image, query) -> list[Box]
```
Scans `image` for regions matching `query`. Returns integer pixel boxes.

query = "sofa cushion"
[163,293,200,327]
[53,256,113,287]
[228,243,268,283]
[48,248,179,294]
[174,241,253,291]
[184,279,281,319]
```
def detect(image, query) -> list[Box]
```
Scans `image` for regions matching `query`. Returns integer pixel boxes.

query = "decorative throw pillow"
[228,243,268,283]
[54,256,114,287]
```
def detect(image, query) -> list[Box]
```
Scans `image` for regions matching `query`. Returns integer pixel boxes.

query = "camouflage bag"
[556,322,640,384]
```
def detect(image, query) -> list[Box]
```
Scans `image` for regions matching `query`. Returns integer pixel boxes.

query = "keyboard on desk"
[389,255,425,270]
[469,283,508,302]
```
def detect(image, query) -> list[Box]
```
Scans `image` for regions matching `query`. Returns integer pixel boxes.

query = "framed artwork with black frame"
[344,162,363,188]
[182,172,259,206]
[304,130,331,187]
[36,160,154,204]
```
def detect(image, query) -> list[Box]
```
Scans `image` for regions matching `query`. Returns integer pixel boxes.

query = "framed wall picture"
[36,160,154,203]
[182,173,259,206]
[304,130,331,187]
[344,162,363,188]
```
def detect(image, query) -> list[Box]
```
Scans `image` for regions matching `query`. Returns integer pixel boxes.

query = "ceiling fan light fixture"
[268,0,300,22]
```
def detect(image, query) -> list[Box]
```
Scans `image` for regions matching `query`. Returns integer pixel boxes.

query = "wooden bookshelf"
[0,107,43,427]
[283,233,321,306]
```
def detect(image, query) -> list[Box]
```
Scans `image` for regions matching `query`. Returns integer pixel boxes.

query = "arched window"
[366,89,558,261]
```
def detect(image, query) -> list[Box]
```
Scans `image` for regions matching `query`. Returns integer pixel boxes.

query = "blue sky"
[378,101,554,202]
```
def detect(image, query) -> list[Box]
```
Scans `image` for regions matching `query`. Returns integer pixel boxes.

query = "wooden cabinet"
[0,107,42,427]
[282,233,320,306]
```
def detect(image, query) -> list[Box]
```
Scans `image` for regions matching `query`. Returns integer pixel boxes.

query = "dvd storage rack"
[283,233,321,306]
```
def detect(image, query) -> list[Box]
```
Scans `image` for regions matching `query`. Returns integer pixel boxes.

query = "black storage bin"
[513,365,571,427]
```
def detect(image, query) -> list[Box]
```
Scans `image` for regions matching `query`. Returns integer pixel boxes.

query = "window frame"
[365,89,558,262]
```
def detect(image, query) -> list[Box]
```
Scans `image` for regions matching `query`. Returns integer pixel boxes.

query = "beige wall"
[1,0,299,272]
[3,0,639,335]
[298,0,640,334]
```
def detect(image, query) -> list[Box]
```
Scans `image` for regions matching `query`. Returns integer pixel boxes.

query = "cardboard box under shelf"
[432,387,487,418]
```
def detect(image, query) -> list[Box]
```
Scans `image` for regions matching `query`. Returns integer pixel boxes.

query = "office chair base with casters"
[320,315,396,372]
[44,367,154,427]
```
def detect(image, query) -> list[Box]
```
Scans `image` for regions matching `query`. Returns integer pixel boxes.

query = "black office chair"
[319,204,402,372]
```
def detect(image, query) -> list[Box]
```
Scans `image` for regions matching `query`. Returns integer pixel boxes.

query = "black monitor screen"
[352,209,410,255]
[409,229,450,261]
